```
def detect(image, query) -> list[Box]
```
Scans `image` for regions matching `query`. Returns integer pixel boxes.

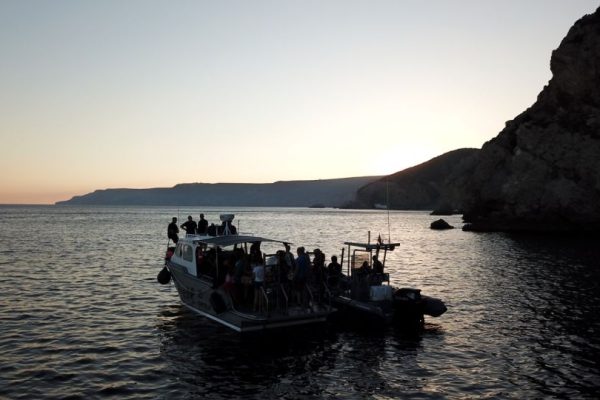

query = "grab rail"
[261,287,270,316]
[305,284,314,310]
[280,284,289,314]
[322,281,332,309]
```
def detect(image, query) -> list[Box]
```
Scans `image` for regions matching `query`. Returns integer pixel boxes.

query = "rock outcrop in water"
[452,8,600,232]
[430,219,454,230]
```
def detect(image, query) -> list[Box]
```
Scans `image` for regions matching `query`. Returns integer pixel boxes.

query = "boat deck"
[184,301,331,332]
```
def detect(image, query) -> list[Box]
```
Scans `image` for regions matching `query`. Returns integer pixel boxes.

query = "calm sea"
[1,206,599,399]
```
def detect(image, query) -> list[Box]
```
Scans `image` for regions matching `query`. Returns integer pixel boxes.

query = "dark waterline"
[1,206,599,399]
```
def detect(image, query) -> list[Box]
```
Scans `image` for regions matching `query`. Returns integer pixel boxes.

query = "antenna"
[386,177,391,243]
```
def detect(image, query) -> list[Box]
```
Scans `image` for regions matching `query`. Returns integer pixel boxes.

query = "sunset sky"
[1,1,598,204]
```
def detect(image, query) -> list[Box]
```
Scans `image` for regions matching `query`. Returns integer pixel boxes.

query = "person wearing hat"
[167,217,179,244]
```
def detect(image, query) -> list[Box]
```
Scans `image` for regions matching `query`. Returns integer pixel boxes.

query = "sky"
[1,1,598,204]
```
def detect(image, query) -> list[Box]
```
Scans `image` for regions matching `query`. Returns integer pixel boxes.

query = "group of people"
[359,255,384,275]
[167,214,237,244]
[215,244,345,313]
[166,214,386,313]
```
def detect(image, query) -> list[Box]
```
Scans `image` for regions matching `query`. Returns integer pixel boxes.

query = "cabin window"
[183,244,193,262]
[175,243,183,258]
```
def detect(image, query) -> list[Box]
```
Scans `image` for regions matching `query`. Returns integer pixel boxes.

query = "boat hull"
[332,295,424,329]
[167,262,331,333]
[332,296,393,323]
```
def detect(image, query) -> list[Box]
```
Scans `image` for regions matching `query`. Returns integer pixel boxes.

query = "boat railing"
[305,284,315,310]
[279,284,289,314]
[260,286,270,316]
[322,281,332,309]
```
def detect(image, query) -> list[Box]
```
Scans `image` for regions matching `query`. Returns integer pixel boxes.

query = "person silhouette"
[167,217,179,244]
[180,215,197,236]
[198,213,208,235]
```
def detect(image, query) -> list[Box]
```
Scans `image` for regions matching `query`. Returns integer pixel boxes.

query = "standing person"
[372,255,384,274]
[327,255,342,276]
[312,249,326,301]
[197,213,208,235]
[252,260,265,312]
[312,249,326,283]
[180,215,197,236]
[327,255,342,287]
[294,247,310,305]
[167,217,179,244]
[284,243,295,274]
[250,241,263,264]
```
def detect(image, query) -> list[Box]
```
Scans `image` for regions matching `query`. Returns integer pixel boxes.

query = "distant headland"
[55,177,381,207]
[54,148,477,209]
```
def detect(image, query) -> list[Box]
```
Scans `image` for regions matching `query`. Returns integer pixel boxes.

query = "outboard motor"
[421,296,447,317]
[393,288,424,327]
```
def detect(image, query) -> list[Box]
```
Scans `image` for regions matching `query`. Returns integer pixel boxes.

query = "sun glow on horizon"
[1,1,598,204]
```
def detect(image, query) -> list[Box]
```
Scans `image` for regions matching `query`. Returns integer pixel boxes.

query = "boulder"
[430,219,454,230]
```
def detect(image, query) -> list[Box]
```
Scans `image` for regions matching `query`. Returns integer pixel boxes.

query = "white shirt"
[252,264,265,283]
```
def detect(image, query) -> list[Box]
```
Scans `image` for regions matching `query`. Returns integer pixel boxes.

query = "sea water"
[0,206,599,399]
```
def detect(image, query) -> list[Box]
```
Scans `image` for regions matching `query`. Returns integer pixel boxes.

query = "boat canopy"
[189,235,289,248]
[343,242,400,251]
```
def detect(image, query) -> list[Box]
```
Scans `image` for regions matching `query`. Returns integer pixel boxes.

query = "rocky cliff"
[349,148,478,210]
[455,8,600,232]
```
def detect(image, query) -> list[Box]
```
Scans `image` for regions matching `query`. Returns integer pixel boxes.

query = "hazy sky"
[1,1,598,204]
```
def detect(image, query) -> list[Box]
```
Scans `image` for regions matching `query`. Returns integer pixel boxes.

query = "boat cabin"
[170,234,289,279]
[341,239,399,302]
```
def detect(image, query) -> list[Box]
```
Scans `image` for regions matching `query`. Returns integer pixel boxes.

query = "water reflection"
[155,305,437,398]
[463,233,600,398]
[505,234,600,397]
[3,206,600,399]
[156,305,335,397]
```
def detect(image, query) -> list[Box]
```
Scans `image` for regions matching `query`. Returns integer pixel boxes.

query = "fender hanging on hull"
[157,266,171,284]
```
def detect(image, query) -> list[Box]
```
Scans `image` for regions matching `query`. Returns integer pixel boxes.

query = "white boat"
[330,239,446,329]
[158,215,335,333]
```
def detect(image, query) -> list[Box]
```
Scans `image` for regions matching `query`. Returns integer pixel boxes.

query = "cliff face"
[457,8,600,231]
[351,148,478,210]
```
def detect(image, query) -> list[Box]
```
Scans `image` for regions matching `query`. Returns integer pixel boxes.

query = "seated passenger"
[207,223,217,236]
[372,255,384,274]
[359,260,371,275]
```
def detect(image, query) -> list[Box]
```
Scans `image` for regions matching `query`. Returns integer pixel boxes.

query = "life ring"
[209,291,227,314]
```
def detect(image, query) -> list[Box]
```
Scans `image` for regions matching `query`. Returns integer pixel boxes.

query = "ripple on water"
[1,207,600,399]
